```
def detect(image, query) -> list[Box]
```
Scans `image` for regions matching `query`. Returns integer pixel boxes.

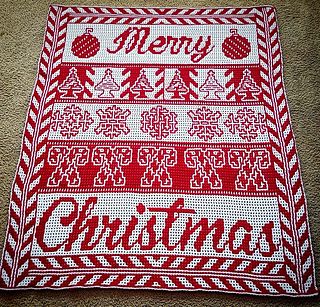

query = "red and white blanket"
[0,5,317,295]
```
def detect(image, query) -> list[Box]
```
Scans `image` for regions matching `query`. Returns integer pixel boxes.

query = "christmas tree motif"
[236,69,261,101]
[166,70,189,99]
[95,69,120,98]
[131,70,154,99]
[199,70,224,100]
[58,67,84,99]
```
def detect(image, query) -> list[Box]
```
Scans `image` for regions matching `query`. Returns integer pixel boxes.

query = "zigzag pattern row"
[18,273,293,293]
[68,16,255,26]
[29,255,284,276]
[67,7,256,16]
[66,6,258,25]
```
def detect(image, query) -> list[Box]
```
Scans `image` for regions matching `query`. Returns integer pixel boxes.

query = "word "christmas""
[36,197,279,257]
[107,27,215,63]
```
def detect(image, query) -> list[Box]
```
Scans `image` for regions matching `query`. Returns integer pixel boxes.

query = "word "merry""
[107,27,215,63]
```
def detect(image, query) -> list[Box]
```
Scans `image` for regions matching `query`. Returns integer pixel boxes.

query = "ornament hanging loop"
[85,28,94,35]
[230,29,238,35]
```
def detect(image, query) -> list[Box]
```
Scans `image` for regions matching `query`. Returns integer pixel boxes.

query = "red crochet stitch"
[0,5,317,296]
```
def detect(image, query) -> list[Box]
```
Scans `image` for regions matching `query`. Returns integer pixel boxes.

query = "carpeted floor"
[0,0,319,306]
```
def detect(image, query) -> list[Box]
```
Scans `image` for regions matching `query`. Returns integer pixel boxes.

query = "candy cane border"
[0,5,317,295]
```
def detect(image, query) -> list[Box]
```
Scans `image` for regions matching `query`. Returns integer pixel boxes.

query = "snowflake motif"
[51,104,93,138]
[188,106,223,141]
[224,107,267,141]
[141,105,178,140]
[94,105,131,139]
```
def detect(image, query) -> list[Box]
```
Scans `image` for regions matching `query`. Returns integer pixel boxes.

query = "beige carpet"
[0,0,319,305]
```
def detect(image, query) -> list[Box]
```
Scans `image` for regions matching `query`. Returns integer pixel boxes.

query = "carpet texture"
[0,0,319,305]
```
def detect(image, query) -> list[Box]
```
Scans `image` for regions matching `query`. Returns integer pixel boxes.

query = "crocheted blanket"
[0,5,317,295]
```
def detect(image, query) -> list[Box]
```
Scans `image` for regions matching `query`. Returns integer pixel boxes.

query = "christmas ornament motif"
[0,5,317,297]
[71,28,100,58]
[222,29,251,60]
[95,69,120,98]
[58,67,84,99]
[199,70,225,100]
